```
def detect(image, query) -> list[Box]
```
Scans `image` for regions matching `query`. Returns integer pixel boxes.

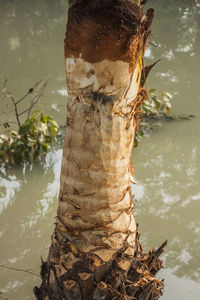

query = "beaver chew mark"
[65,0,143,70]
[90,92,115,105]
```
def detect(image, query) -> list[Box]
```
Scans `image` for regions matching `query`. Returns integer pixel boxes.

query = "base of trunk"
[33,231,167,300]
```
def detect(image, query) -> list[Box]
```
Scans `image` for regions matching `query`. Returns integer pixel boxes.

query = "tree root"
[34,232,167,300]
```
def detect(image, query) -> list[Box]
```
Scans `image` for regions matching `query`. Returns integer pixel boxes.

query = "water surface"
[0,0,200,299]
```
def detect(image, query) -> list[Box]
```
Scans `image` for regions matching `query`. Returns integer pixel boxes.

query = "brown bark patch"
[34,232,167,300]
[65,0,144,72]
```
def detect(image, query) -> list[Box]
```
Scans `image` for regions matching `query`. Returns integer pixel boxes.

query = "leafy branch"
[0,76,59,164]
[134,89,173,146]
[0,75,49,128]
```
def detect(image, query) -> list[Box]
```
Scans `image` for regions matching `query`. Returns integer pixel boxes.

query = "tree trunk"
[34,1,166,299]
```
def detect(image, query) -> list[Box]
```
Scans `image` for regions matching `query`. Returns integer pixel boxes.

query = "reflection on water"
[0,0,200,299]
[0,150,62,299]
[134,119,200,282]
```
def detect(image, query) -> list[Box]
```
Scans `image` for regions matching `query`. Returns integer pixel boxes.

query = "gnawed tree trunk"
[34,1,166,299]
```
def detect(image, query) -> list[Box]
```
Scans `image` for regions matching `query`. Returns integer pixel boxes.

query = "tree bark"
[34,1,166,299]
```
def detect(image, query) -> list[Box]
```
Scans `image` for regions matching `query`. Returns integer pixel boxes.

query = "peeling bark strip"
[34,1,166,299]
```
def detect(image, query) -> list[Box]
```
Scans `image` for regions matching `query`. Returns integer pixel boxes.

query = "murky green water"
[0,0,200,299]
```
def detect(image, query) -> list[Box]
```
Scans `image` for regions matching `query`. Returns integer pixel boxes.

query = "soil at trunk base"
[33,230,167,300]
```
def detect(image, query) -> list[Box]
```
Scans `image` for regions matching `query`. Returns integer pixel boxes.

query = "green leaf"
[49,127,57,138]
[163,91,173,99]
[42,144,49,152]
[149,88,156,93]
[40,122,48,134]
[31,110,41,119]
[132,0,140,6]
[48,119,59,129]
[41,114,48,123]
[0,134,9,141]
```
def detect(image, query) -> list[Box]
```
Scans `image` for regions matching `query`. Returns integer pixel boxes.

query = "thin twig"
[1,81,21,127]
[149,41,158,47]
[15,79,43,105]
[10,95,21,127]
[27,78,49,119]
[18,93,43,117]
[0,264,40,278]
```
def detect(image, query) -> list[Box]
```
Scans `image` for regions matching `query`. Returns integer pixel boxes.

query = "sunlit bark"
[34,1,165,299]
[57,0,150,260]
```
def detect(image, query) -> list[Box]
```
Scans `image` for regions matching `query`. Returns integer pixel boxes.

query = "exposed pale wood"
[34,1,166,299]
